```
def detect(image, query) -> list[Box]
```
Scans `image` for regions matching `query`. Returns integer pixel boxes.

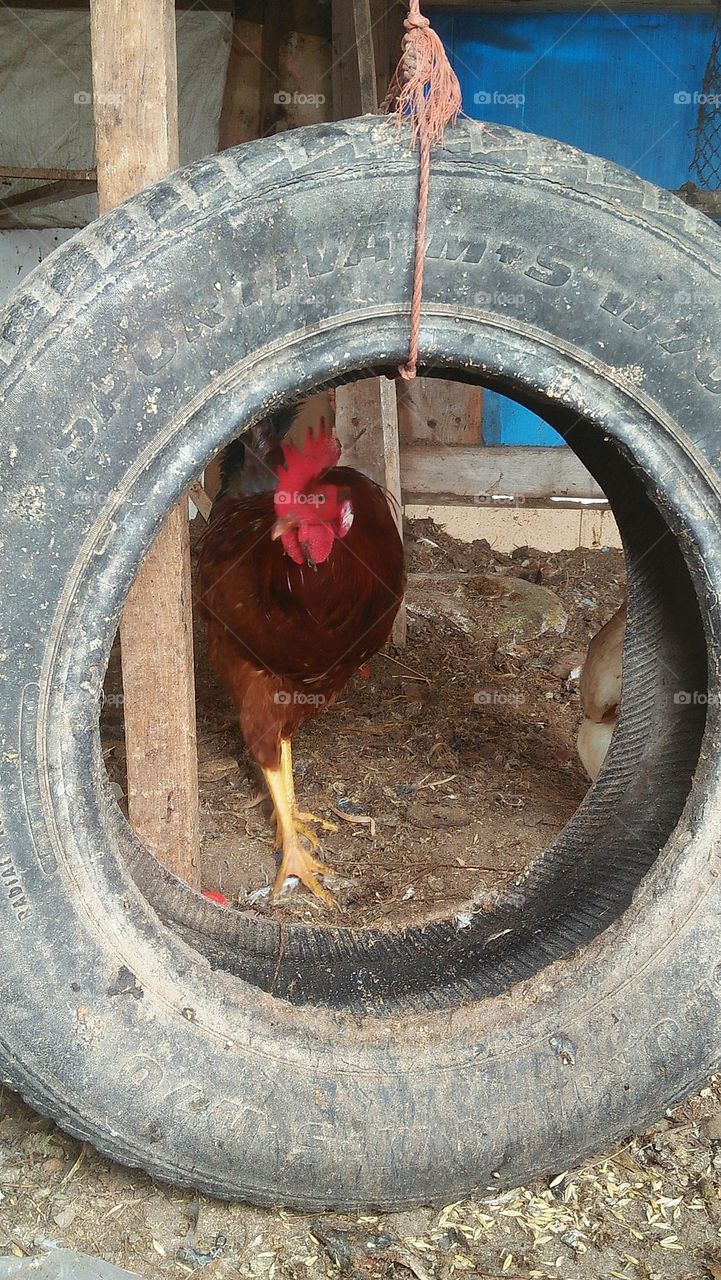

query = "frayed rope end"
[386,9,462,149]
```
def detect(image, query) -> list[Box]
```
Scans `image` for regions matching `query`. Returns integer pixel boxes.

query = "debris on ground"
[1,1079,721,1278]
[103,516,625,926]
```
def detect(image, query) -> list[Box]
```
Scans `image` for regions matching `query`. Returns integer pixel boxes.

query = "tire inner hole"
[106,368,708,1012]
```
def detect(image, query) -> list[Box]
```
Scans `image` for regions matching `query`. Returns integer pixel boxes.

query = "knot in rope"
[404,11,430,31]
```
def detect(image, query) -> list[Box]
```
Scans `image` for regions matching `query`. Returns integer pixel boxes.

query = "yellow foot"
[295,809,339,833]
[273,840,337,908]
[272,808,338,851]
[294,811,338,851]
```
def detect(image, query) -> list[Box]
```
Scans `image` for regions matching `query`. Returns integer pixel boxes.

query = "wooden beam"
[330,0,355,120]
[1,0,333,26]
[370,0,404,108]
[11,0,232,8]
[0,167,96,182]
[0,179,97,219]
[90,0,200,890]
[7,0,712,8]
[218,11,255,150]
[335,378,406,643]
[401,444,607,508]
[352,0,377,114]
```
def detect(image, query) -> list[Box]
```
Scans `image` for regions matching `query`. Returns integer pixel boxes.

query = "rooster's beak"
[271,516,297,540]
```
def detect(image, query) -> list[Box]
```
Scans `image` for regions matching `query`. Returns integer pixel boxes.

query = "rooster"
[197,416,405,906]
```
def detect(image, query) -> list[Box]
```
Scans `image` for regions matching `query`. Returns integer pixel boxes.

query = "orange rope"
[386,1,461,380]
[398,126,430,381]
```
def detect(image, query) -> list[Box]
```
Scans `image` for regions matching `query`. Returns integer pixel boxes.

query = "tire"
[1,117,720,1210]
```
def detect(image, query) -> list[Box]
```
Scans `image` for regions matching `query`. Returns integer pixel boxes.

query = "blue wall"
[431,8,716,444]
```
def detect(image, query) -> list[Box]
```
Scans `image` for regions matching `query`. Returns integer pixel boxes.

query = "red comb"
[276,418,341,494]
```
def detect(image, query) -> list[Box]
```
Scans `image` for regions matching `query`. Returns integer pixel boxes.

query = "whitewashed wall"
[0,228,77,300]
[0,8,230,227]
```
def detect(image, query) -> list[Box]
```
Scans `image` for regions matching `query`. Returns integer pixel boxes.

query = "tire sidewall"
[0,119,720,1205]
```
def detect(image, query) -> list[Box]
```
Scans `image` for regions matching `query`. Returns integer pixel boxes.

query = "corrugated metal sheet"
[432,7,718,444]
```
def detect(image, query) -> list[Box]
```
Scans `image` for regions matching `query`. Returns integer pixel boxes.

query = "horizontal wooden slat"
[0,179,96,220]
[401,444,607,509]
[0,167,96,181]
[2,0,330,22]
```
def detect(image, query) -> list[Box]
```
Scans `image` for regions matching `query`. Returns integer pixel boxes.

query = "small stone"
[701,1112,721,1142]
[53,1205,77,1230]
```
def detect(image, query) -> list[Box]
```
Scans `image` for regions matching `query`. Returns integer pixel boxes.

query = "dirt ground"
[2,1079,721,1279]
[29,516,710,1278]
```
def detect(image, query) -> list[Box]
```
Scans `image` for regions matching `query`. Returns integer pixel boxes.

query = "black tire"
[1,117,720,1209]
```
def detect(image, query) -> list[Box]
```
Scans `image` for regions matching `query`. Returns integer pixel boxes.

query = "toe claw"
[272,844,338,908]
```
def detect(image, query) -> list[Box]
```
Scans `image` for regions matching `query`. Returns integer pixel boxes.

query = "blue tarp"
[431,8,717,444]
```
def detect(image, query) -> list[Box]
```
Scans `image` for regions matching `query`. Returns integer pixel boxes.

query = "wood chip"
[328,804,376,838]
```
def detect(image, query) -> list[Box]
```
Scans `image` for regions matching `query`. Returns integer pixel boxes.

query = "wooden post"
[258,0,284,137]
[351,0,377,113]
[332,0,406,644]
[218,4,256,152]
[90,0,200,889]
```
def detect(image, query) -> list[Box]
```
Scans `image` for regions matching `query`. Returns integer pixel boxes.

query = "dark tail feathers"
[214,404,301,506]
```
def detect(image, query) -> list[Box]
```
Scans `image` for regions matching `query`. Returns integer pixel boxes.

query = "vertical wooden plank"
[397,380,483,445]
[331,0,356,120]
[218,6,260,150]
[332,0,406,643]
[370,0,404,108]
[258,0,283,137]
[352,0,377,114]
[90,0,200,889]
[335,378,406,645]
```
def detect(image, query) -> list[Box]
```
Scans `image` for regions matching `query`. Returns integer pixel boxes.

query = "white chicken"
[577,600,626,781]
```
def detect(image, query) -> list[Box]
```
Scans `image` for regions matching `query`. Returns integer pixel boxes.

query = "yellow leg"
[273,739,338,850]
[280,737,295,806]
[263,755,336,908]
